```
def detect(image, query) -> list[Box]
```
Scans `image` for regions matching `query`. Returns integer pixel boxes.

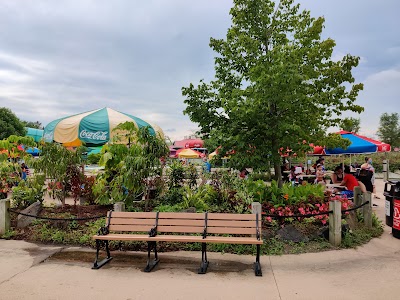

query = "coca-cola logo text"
[79,130,108,141]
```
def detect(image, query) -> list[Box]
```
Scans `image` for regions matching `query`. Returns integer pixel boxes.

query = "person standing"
[21,163,30,180]
[361,157,379,199]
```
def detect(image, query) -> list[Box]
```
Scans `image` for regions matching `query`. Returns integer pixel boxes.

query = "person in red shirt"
[340,165,359,198]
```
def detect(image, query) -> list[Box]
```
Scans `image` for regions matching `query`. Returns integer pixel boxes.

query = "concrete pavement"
[0,179,399,300]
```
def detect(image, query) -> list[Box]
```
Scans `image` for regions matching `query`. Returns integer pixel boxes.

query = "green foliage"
[377,113,400,147]
[11,175,46,208]
[168,160,186,189]
[159,187,184,206]
[87,153,101,164]
[182,0,363,186]
[0,161,21,194]
[21,121,43,130]
[0,107,26,139]
[180,185,210,211]
[246,179,325,207]
[339,117,361,133]
[1,230,16,239]
[186,164,199,189]
[31,143,85,205]
[94,123,168,209]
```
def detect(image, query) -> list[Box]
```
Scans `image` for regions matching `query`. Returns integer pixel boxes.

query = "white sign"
[385,200,391,217]
[79,130,108,141]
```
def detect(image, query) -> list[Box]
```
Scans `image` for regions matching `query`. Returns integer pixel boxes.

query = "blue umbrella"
[26,147,41,156]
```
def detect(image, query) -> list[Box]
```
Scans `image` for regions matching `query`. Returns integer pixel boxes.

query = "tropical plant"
[11,174,46,208]
[31,143,86,206]
[168,160,186,189]
[93,122,168,209]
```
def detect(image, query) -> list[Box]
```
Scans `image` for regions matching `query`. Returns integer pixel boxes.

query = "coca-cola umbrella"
[43,107,164,147]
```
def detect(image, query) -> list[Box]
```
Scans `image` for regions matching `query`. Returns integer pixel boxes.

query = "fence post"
[363,192,372,229]
[114,202,125,212]
[382,159,389,182]
[329,200,341,247]
[0,198,11,235]
[353,186,362,208]
[251,202,261,215]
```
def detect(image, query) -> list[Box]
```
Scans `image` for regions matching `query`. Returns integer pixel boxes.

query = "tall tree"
[21,120,43,129]
[182,0,363,186]
[377,113,400,147]
[340,117,360,133]
[0,107,26,139]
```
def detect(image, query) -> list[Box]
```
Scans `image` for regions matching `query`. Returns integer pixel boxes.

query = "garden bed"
[4,203,383,256]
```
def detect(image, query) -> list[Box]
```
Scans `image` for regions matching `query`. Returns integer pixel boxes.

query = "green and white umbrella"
[43,107,164,146]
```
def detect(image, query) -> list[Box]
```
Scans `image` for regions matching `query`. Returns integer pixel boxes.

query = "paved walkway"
[0,179,399,300]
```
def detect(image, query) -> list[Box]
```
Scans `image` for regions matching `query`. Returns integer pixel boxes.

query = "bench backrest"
[107,211,261,236]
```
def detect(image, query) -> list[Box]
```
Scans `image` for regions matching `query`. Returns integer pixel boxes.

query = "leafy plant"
[168,160,186,189]
[11,174,46,208]
[31,143,86,206]
[93,123,168,210]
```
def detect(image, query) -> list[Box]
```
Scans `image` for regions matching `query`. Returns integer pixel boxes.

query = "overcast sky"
[0,0,399,141]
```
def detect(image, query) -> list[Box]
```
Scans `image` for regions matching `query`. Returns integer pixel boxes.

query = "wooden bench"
[92,211,263,276]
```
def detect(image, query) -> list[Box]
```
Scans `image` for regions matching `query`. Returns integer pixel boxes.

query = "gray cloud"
[0,0,399,141]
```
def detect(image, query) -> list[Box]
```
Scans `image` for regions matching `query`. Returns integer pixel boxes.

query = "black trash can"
[393,185,400,239]
[384,181,400,227]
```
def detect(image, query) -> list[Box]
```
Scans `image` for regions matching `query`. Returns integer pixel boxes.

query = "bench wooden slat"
[158,212,206,219]
[93,234,154,241]
[158,219,204,226]
[93,234,263,245]
[207,213,258,221]
[110,218,155,226]
[207,220,260,228]
[199,236,263,245]
[110,212,157,219]
[207,227,256,235]
[157,226,204,233]
[109,225,153,232]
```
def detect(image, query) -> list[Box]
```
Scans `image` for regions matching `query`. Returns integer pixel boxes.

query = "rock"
[182,207,196,213]
[277,225,309,243]
[17,201,42,228]
[320,224,350,240]
[346,211,358,230]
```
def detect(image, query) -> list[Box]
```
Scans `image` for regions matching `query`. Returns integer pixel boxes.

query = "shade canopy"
[175,148,204,159]
[173,138,204,149]
[25,128,44,142]
[313,131,390,155]
[208,151,217,160]
[43,107,164,147]
[25,147,41,156]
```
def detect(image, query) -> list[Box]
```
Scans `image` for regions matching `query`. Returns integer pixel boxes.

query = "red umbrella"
[349,132,391,152]
[311,131,390,155]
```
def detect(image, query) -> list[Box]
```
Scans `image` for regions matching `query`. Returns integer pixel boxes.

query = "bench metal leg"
[198,242,209,274]
[254,244,262,276]
[92,240,113,270]
[144,241,159,272]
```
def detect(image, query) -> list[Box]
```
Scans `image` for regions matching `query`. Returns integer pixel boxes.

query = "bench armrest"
[97,226,109,236]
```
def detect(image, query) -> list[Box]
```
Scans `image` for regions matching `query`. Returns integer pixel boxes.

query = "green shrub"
[87,153,101,165]
[11,175,46,208]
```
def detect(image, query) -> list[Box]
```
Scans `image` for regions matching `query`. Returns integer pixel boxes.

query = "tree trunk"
[271,138,283,188]
[274,161,283,188]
